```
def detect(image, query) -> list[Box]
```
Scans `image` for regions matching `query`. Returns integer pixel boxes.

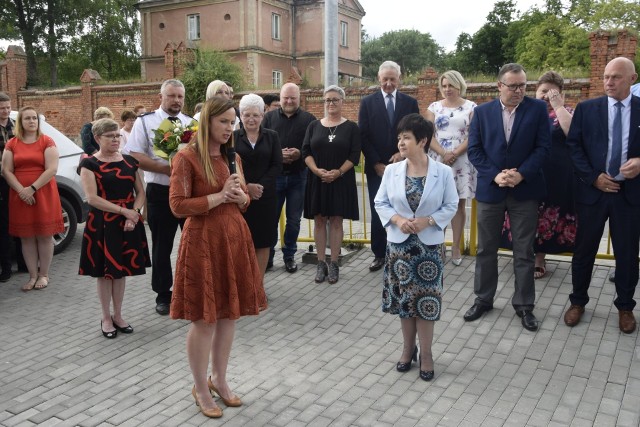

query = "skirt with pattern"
[382,234,444,321]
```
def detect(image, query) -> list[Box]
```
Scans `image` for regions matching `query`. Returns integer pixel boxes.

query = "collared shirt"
[607,93,632,181]
[0,118,14,152]
[631,83,640,97]
[122,108,194,186]
[500,100,521,142]
[262,107,316,174]
[381,88,397,110]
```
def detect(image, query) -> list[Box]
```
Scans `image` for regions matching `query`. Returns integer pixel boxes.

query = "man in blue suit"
[359,61,420,271]
[465,63,551,331]
[564,57,640,334]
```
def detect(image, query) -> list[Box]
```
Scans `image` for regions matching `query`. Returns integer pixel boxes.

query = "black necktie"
[386,94,395,124]
[608,102,623,178]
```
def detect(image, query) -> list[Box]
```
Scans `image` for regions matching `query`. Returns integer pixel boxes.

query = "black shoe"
[327,261,339,284]
[155,303,170,315]
[516,310,538,331]
[463,304,493,321]
[609,271,615,282]
[0,270,11,282]
[315,261,328,283]
[101,321,117,339]
[418,355,434,381]
[369,257,385,272]
[112,317,134,333]
[396,346,418,372]
[284,259,298,273]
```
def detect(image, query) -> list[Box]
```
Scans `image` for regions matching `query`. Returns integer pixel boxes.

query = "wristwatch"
[427,216,435,227]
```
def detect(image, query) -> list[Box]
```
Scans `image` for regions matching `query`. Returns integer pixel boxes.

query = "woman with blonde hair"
[81,107,115,155]
[169,97,267,418]
[1,107,64,291]
[425,70,477,266]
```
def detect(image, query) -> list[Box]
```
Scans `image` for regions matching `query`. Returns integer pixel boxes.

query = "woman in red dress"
[169,97,266,419]
[1,107,63,291]
[78,118,150,339]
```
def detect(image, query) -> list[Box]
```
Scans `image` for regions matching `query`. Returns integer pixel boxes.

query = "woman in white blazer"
[374,113,458,381]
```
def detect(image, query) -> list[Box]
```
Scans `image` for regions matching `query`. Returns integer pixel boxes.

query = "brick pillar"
[3,45,27,102]
[589,30,637,98]
[173,42,194,78]
[164,43,176,79]
[417,67,439,117]
[80,69,102,123]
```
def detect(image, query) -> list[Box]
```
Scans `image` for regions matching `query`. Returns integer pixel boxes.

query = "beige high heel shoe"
[191,386,223,418]
[208,376,242,407]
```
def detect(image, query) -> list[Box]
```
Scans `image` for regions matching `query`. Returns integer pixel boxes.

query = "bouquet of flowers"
[152,118,198,161]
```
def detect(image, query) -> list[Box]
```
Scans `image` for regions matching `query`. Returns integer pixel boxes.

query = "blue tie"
[609,101,623,178]
[386,94,395,124]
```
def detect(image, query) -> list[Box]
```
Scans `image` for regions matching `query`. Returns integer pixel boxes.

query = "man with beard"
[123,79,193,315]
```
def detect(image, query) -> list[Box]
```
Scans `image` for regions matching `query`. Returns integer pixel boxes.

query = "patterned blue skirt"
[382,234,444,321]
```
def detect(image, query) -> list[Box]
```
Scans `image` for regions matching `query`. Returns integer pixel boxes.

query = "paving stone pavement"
[1,227,639,427]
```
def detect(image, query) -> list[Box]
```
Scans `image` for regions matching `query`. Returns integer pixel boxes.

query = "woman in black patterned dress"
[79,118,150,339]
[375,114,458,381]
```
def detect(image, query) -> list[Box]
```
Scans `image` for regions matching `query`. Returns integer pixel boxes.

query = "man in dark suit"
[564,57,640,334]
[359,61,420,271]
[465,63,551,331]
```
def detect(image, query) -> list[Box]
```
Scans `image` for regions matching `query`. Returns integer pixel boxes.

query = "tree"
[58,0,140,83]
[468,0,518,74]
[0,0,139,87]
[360,29,444,79]
[179,49,245,113]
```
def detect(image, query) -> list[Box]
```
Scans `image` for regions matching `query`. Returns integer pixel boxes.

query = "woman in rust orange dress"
[1,106,63,291]
[169,97,266,419]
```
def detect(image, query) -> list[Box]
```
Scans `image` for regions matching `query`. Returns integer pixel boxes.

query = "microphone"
[227,147,236,174]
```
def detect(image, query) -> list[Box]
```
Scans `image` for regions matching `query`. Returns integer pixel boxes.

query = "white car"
[9,111,88,254]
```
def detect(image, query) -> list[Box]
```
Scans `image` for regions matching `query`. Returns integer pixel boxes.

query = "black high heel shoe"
[418,355,434,381]
[112,316,134,333]
[396,346,418,372]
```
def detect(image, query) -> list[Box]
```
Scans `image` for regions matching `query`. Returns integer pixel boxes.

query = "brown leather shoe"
[563,305,585,327]
[619,310,637,334]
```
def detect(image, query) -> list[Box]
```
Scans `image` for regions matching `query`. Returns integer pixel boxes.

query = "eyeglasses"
[500,82,526,92]
[324,98,342,105]
[101,133,121,140]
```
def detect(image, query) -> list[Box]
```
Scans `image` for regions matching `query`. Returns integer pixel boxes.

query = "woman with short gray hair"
[302,85,361,284]
[234,94,283,277]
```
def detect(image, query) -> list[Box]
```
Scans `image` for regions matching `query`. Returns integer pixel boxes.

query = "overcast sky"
[359,0,542,52]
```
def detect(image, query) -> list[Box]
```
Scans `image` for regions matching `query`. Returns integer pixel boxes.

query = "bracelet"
[30,185,37,192]
[338,169,344,177]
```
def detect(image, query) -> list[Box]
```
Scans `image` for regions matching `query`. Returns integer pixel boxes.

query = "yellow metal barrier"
[276,161,615,261]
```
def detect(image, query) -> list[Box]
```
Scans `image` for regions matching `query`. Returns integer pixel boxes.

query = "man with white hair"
[359,61,420,272]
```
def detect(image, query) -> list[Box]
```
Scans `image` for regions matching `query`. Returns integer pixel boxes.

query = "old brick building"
[136,0,365,88]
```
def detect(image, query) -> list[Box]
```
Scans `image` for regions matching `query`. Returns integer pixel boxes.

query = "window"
[272,13,281,40]
[187,14,200,40]
[340,21,348,47]
[272,70,282,89]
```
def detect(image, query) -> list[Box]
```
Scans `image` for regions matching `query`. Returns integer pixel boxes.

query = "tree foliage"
[361,29,444,79]
[179,49,245,114]
[0,0,140,87]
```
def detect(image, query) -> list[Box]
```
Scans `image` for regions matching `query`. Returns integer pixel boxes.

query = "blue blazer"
[566,95,640,206]
[359,90,420,174]
[374,157,459,244]
[468,97,551,203]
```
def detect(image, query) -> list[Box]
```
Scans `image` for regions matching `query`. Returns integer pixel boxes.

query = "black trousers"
[571,190,640,311]
[146,183,184,304]
[365,170,386,259]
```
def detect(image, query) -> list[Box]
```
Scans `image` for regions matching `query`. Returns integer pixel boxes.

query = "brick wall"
[0,30,635,140]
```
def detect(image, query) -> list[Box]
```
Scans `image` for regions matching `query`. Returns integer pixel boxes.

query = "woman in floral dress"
[426,70,476,265]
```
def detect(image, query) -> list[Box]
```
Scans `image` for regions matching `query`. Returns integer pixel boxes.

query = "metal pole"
[324,0,338,89]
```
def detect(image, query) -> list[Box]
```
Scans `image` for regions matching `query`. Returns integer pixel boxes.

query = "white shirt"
[122,108,194,186]
[381,89,397,110]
